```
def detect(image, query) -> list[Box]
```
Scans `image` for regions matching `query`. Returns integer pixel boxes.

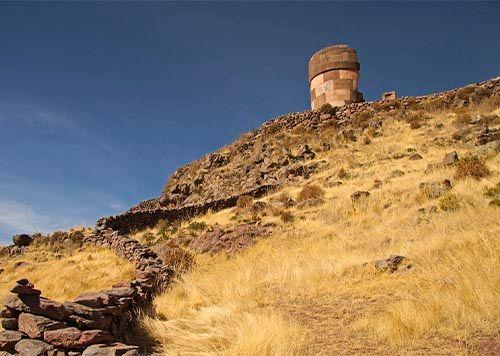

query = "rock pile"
[0,229,173,355]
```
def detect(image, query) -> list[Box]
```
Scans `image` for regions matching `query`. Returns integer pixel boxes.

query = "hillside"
[131,79,500,355]
[0,78,498,355]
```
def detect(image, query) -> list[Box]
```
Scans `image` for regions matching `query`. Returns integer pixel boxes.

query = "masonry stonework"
[309,44,363,109]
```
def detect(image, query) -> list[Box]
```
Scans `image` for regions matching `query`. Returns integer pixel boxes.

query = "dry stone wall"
[0,228,173,355]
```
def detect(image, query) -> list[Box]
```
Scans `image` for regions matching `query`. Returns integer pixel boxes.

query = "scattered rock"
[442,151,459,165]
[374,255,411,273]
[419,179,452,199]
[390,170,405,178]
[408,153,423,160]
[351,191,370,203]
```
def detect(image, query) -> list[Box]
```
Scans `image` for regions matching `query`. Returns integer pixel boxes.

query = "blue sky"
[0,2,499,242]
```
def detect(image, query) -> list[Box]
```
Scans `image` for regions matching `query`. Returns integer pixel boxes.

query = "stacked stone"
[0,278,142,355]
[309,44,363,109]
[0,227,175,355]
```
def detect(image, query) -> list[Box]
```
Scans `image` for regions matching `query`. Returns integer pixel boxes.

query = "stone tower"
[308,44,363,109]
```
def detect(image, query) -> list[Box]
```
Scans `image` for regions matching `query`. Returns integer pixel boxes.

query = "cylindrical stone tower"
[308,44,363,109]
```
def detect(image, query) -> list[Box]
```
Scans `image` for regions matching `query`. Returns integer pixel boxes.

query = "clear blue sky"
[0,2,499,241]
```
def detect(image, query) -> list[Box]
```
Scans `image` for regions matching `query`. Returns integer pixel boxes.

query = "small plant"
[338,167,350,179]
[318,103,334,115]
[406,112,428,129]
[188,221,207,232]
[157,220,178,239]
[142,232,157,246]
[362,136,371,145]
[236,195,254,211]
[351,111,372,129]
[297,184,325,202]
[484,182,500,198]
[453,113,471,127]
[456,86,475,100]
[280,211,295,223]
[455,156,491,180]
[439,193,461,211]
[489,198,500,207]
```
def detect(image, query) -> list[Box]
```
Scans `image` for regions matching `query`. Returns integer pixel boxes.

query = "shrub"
[351,111,372,129]
[297,184,325,202]
[318,103,334,115]
[142,232,156,246]
[439,193,461,211]
[280,211,295,223]
[157,220,178,238]
[406,112,428,129]
[454,156,491,180]
[338,167,350,179]
[363,136,372,145]
[456,87,475,100]
[474,87,491,100]
[236,195,254,211]
[188,221,207,233]
[484,182,500,198]
[489,198,500,207]
[453,113,471,127]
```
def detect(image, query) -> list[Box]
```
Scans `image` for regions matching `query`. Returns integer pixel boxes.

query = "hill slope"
[126,79,500,354]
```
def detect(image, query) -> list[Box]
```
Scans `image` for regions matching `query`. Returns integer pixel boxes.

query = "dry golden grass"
[0,246,135,303]
[142,101,500,355]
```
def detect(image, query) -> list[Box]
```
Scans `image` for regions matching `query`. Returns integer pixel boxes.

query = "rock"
[18,313,66,339]
[390,170,405,177]
[13,261,29,269]
[4,295,70,321]
[0,318,18,330]
[374,255,411,273]
[372,179,382,189]
[15,339,53,356]
[82,343,139,356]
[0,308,18,319]
[12,234,32,247]
[382,91,397,101]
[74,292,113,308]
[11,281,41,296]
[0,330,23,351]
[419,179,452,199]
[100,288,136,300]
[408,153,423,160]
[351,191,370,202]
[44,328,112,349]
[442,151,459,165]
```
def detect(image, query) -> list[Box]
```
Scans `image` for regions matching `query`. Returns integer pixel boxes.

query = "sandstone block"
[18,313,66,339]
[4,295,69,321]
[44,327,112,349]
[14,339,53,356]
[0,330,23,351]
[82,342,139,356]
[0,318,18,330]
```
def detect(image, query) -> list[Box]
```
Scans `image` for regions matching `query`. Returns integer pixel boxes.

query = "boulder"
[82,343,139,356]
[419,179,452,199]
[442,151,459,165]
[11,280,41,296]
[408,153,423,160]
[0,330,23,351]
[12,234,32,247]
[14,339,53,356]
[374,255,411,273]
[18,313,66,339]
[44,327,112,349]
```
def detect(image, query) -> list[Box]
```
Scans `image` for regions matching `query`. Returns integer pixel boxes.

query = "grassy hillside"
[138,97,499,355]
[0,245,135,303]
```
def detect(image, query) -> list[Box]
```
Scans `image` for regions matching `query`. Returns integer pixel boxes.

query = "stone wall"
[0,229,172,355]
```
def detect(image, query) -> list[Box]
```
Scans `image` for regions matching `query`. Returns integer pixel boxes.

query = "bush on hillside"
[318,103,334,115]
[454,156,491,180]
[236,195,254,211]
[297,184,325,202]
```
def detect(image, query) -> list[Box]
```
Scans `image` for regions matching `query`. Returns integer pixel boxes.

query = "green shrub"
[188,221,207,232]
[439,194,461,211]
[485,182,500,198]
[455,156,491,180]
